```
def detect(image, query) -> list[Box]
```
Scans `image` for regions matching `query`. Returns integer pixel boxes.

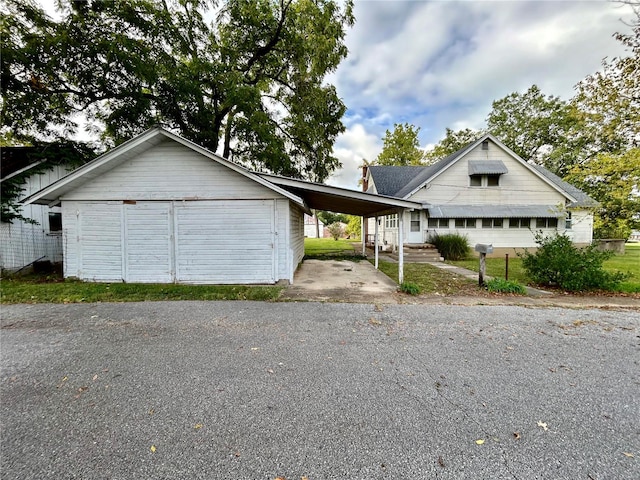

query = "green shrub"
[327,222,344,241]
[519,232,627,292]
[428,233,471,261]
[400,282,421,295]
[486,278,527,294]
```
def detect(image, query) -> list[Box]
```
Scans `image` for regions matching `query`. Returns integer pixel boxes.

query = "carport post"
[374,216,379,269]
[398,210,404,284]
[361,217,366,256]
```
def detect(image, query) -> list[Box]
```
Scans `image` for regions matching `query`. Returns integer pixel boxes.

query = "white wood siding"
[124,202,173,282]
[289,203,305,281]
[410,143,566,206]
[174,200,275,284]
[62,139,282,201]
[1,164,69,269]
[78,202,123,281]
[567,210,594,245]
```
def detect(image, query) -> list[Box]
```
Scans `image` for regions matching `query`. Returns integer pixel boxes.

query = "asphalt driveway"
[1,301,639,479]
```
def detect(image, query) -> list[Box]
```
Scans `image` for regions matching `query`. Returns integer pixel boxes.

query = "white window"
[482,218,503,228]
[509,218,531,229]
[536,218,558,229]
[410,211,420,232]
[470,174,500,187]
[455,218,476,228]
[385,214,398,229]
[428,218,450,228]
[565,212,572,230]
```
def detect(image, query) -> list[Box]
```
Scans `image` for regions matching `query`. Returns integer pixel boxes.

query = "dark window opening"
[48,212,62,232]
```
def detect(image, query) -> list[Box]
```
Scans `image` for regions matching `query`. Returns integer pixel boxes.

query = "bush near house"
[428,233,471,261]
[519,233,627,292]
[327,222,345,240]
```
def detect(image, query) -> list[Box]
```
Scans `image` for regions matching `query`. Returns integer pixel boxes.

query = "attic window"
[482,140,489,150]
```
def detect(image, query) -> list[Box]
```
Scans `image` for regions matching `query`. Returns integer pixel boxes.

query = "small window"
[482,140,489,150]
[482,218,503,229]
[429,218,449,228]
[565,212,572,230]
[470,175,482,187]
[410,211,420,232]
[536,218,559,229]
[509,218,531,229]
[48,212,62,232]
[487,175,500,186]
[385,214,398,229]
[455,218,476,228]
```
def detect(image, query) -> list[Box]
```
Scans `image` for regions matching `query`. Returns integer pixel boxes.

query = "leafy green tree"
[424,128,483,163]
[1,141,94,223]
[345,215,361,239]
[375,123,425,166]
[317,211,348,226]
[566,148,640,239]
[1,0,354,181]
[487,85,584,176]
[572,3,640,156]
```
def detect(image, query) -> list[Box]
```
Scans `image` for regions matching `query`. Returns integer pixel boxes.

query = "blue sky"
[327,0,635,189]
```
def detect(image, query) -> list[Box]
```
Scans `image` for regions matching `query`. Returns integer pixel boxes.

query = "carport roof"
[259,173,423,217]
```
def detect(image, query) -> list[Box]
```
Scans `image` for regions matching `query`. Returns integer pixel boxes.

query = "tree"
[1,0,354,181]
[487,85,584,176]
[1,141,94,223]
[566,148,640,239]
[375,123,425,166]
[572,2,640,157]
[424,127,483,163]
[345,215,361,239]
[317,211,348,226]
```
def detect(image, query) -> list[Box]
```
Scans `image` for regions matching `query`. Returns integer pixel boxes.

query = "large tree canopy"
[375,122,425,166]
[424,127,483,164]
[1,0,354,181]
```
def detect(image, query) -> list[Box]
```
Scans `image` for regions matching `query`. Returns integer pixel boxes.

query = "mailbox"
[475,243,493,254]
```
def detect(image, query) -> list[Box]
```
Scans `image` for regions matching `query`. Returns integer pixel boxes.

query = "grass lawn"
[0,276,282,304]
[375,260,482,295]
[304,237,359,257]
[449,243,640,293]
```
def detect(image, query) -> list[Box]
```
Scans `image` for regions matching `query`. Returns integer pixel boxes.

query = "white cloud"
[327,123,381,190]
[326,0,636,185]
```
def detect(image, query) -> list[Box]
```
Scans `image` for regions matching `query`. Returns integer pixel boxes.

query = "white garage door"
[175,200,275,284]
[124,202,173,283]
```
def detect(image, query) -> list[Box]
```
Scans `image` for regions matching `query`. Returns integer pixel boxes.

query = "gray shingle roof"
[367,135,597,209]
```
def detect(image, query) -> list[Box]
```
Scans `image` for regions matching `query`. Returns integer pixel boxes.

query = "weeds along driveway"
[1,301,639,479]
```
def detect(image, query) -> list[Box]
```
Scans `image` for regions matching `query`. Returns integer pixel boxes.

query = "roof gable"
[367,133,595,207]
[21,127,305,208]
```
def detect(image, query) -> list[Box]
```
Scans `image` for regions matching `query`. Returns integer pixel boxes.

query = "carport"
[259,174,424,283]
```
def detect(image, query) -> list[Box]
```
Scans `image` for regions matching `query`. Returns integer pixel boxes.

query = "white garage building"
[23,127,418,284]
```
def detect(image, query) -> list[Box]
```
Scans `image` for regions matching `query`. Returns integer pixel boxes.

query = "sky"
[326,0,635,190]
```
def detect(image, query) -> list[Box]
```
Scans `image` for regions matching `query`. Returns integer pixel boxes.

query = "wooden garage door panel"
[78,203,122,281]
[175,201,274,283]
[125,202,172,283]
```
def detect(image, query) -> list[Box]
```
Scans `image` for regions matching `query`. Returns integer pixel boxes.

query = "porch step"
[390,244,444,262]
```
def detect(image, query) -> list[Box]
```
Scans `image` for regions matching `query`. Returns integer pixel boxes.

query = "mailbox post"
[475,243,493,286]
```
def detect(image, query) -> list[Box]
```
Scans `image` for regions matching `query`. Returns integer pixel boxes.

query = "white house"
[1,151,71,270]
[364,134,598,256]
[303,214,325,238]
[22,127,419,284]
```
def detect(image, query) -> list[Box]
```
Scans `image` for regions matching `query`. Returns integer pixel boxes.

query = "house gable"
[408,138,569,206]
[21,127,305,208]
[62,138,288,202]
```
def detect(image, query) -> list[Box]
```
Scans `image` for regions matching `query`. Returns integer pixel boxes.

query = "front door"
[407,210,422,243]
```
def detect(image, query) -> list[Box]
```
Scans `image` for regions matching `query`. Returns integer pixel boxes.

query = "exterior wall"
[62,139,280,202]
[1,164,69,269]
[289,203,305,280]
[565,210,593,245]
[303,214,324,238]
[409,142,567,206]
